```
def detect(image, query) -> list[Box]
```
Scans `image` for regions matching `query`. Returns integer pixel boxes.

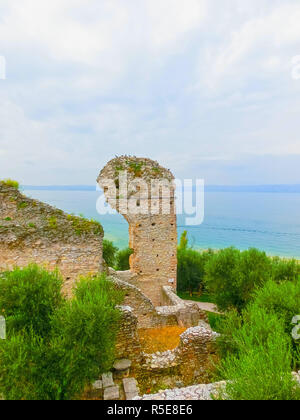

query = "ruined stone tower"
[98,156,177,306]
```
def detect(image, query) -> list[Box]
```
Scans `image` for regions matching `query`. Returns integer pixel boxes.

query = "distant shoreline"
[22,185,300,193]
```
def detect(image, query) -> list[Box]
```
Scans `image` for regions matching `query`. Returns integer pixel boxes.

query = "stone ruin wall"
[98,156,177,306]
[0,182,104,294]
[109,271,207,330]
[116,305,218,386]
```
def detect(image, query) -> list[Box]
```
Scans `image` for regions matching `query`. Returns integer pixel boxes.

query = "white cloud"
[0,0,299,184]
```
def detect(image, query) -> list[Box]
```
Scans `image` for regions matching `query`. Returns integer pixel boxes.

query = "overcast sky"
[0,0,300,185]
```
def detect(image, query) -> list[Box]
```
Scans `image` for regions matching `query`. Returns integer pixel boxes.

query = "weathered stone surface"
[103,386,120,400]
[102,372,114,389]
[110,276,207,330]
[135,381,226,401]
[141,325,219,384]
[123,378,139,400]
[114,359,132,371]
[92,380,103,390]
[0,182,104,295]
[123,378,139,394]
[98,156,177,306]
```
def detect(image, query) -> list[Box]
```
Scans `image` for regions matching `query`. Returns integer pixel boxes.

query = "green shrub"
[177,248,213,295]
[103,239,119,268]
[0,269,123,400]
[0,265,63,336]
[251,279,300,363]
[115,248,133,271]
[204,248,271,312]
[271,257,300,283]
[177,231,214,295]
[1,179,19,189]
[217,306,300,400]
[46,274,124,400]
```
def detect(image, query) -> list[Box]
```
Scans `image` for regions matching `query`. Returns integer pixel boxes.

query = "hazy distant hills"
[22,185,300,193]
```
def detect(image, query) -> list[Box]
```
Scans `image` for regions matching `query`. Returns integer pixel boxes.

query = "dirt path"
[184,300,222,314]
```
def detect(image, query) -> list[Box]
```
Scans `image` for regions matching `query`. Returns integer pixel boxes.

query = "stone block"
[103,386,120,401]
[113,359,132,378]
[123,377,139,399]
[102,372,114,389]
[92,380,103,390]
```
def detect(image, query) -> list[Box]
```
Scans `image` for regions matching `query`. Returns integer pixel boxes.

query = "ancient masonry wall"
[141,326,219,384]
[0,183,104,294]
[109,272,207,329]
[98,156,177,306]
[116,303,218,385]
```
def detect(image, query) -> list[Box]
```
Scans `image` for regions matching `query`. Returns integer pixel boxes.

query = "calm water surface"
[23,189,300,259]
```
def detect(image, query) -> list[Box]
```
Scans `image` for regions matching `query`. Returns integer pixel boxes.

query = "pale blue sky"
[0,0,300,185]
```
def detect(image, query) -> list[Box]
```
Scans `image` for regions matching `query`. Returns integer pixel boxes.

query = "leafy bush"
[271,257,300,283]
[0,265,63,336]
[204,248,272,312]
[115,248,133,271]
[103,239,119,268]
[1,179,19,189]
[177,231,214,295]
[251,279,300,363]
[0,269,123,400]
[177,248,213,295]
[217,305,300,400]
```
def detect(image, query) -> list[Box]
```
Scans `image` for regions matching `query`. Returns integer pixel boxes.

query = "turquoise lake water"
[23,189,300,259]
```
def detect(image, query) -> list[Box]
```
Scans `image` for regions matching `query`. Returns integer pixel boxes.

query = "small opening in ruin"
[152,223,156,226]
[156,269,159,272]
[152,239,155,242]
[104,187,108,193]
[137,200,141,207]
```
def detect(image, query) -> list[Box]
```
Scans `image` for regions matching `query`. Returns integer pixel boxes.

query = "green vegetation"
[0,265,123,400]
[17,201,28,210]
[102,239,133,271]
[127,161,144,177]
[66,214,103,236]
[0,265,63,337]
[176,232,300,399]
[177,231,214,296]
[47,216,58,229]
[205,247,272,312]
[216,281,300,400]
[177,233,299,313]
[103,239,119,268]
[0,179,19,189]
[218,307,300,400]
[115,247,134,271]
